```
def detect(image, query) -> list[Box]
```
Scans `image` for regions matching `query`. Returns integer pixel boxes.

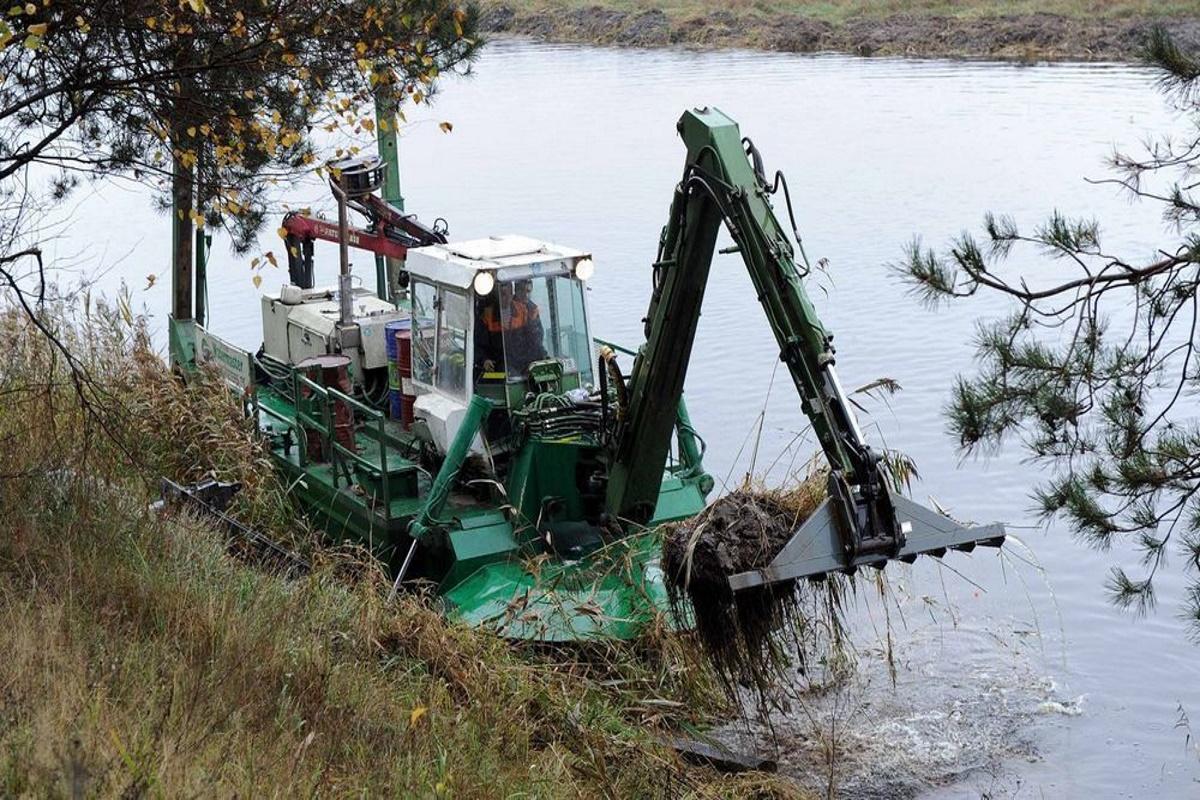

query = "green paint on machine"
[245,357,709,640]
[167,107,1004,644]
[443,531,677,641]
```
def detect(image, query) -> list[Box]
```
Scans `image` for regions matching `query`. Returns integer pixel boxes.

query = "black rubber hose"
[598,352,609,444]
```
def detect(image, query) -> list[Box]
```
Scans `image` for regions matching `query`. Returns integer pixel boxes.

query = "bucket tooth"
[726,493,1005,591]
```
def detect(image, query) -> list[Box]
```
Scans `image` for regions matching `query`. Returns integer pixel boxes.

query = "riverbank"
[477,2,1200,61]
[0,299,800,798]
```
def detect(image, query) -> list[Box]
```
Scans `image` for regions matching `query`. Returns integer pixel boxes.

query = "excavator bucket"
[726,492,1005,591]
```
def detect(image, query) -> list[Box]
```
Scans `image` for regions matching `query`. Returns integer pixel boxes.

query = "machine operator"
[475,278,546,377]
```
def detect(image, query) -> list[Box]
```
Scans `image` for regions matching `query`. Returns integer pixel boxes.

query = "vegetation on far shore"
[479,0,1200,60]
[503,1,1196,23]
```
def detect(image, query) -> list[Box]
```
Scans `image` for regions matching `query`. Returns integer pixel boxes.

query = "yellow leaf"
[186,126,196,137]
[252,274,262,289]
[265,251,277,268]
[277,226,288,240]
[23,2,33,13]
[145,16,156,29]
[361,118,374,132]
[185,0,205,13]
[438,121,453,134]
[144,274,157,290]
[409,706,427,726]
[21,32,37,48]
[26,21,44,35]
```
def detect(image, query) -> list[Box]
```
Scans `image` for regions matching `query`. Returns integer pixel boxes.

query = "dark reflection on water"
[46,39,1200,798]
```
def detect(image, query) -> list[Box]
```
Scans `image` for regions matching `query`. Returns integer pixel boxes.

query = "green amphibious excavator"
[168,108,1004,641]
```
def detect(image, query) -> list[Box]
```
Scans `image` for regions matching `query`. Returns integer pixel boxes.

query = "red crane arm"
[281,213,409,260]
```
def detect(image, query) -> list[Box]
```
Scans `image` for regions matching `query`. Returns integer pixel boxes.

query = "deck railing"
[252,372,400,519]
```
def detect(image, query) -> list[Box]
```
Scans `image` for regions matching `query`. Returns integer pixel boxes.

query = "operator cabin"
[261,234,596,452]
[403,235,597,450]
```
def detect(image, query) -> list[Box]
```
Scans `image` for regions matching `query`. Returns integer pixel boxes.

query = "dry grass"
[0,290,809,798]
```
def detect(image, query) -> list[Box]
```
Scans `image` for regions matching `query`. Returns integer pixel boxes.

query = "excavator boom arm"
[605,108,1004,585]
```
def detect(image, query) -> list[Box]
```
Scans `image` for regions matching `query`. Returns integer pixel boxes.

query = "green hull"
[253,381,709,641]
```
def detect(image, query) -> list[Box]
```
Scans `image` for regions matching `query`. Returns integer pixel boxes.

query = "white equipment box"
[261,285,407,382]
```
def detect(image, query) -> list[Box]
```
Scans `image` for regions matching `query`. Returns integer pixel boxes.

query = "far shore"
[478,2,1200,62]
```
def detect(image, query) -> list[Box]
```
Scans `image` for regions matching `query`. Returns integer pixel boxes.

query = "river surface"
[40,40,1200,798]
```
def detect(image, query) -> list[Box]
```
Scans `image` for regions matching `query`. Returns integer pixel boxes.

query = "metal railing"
[252,396,311,466]
[251,371,403,519]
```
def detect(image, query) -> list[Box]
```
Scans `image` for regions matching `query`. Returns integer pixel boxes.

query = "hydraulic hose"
[598,346,627,421]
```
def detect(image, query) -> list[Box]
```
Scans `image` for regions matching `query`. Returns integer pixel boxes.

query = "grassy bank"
[0,295,802,797]
[478,0,1200,60]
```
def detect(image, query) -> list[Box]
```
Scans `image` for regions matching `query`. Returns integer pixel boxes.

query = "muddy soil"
[480,5,1200,62]
[661,489,798,598]
[661,479,835,701]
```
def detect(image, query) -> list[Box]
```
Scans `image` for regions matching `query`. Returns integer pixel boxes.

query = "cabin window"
[411,280,437,387]
[486,275,593,384]
[436,288,469,397]
[549,275,594,386]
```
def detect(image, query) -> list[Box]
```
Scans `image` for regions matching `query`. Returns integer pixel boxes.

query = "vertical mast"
[374,85,404,302]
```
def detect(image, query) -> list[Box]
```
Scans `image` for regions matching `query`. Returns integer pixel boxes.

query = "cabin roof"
[406,235,590,289]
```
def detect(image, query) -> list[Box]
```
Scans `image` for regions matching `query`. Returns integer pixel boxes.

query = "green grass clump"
[0,292,806,798]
